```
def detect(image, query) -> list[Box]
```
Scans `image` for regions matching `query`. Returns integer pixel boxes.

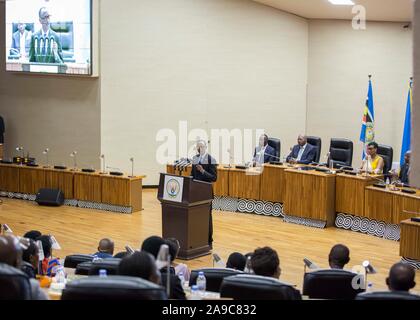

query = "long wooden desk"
[336,173,378,217]
[364,186,420,225]
[400,219,420,261]
[0,164,145,212]
[283,168,336,226]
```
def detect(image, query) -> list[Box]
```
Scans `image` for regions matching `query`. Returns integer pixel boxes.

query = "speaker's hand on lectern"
[196,164,205,173]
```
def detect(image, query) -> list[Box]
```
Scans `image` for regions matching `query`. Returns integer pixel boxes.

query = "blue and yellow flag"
[400,79,412,166]
[360,77,375,158]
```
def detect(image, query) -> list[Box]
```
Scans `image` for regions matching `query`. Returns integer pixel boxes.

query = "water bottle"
[196,271,206,293]
[385,177,390,189]
[190,285,201,300]
[178,272,185,288]
[366,282,374,293]
[99,269,107,278]
[54,266,66,284]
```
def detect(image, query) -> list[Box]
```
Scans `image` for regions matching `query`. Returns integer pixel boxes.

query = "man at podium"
[191,140,217,248]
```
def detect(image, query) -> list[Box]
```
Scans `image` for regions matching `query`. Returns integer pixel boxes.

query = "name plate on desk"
[163,175,184,203]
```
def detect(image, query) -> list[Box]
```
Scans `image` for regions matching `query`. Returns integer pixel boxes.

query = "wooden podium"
[157,173,213,260]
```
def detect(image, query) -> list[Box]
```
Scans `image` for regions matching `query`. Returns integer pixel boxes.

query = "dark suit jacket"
[253,145,277,163]
[399,163,410,184]
[287,144,317,165]
[161,267,186,300]
[191,154,217,183]
[29,28,64,63]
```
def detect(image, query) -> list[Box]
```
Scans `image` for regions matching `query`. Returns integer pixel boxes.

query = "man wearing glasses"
[29,7,63,64]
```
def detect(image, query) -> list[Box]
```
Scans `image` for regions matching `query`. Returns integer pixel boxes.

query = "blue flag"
[400,79,412,166]
[360,77,375,158]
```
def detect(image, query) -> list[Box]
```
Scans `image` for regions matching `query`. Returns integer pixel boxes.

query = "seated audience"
[141,236,186,300]
[36,235,60,276]
[286,134,317,165]
[360,142,384,174]
[251,246,281,279]
[166,237,190,281]
[226,252,246,271]
[118,251,161,285]
[328,244,350,269]
[23,230,42,240]
[93,238,114,259]
[253,134,276,165]
[21,238,39,279]
[114,251,130,259]
[386,262,416,292]
[0,235,47,299]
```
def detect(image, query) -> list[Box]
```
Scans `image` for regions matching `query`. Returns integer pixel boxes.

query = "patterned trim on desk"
[212,196,284,217]
[401,257,420,270]
[283,215,327,229]
[0,191,132,214]
[335,213,400,241]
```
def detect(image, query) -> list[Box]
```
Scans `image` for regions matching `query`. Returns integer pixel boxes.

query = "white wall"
[308,20,413,165]
[100,0,309,185]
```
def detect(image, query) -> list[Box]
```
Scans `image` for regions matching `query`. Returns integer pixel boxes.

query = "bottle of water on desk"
[196,271,206,294]
[385,177,390,190]
[190,285,201,300]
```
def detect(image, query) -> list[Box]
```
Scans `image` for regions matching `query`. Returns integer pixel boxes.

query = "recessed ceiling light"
[328,0,355,5]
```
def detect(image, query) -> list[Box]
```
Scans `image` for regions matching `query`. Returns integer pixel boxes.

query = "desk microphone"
[303,258,319,272]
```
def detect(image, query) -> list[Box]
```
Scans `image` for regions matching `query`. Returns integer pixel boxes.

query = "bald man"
[93,238,115,259]
[286,134,317,165]
[0,235,47,299]
[386,263,416,292]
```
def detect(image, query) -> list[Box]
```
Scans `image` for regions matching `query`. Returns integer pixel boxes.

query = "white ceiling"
[253,0,413,22]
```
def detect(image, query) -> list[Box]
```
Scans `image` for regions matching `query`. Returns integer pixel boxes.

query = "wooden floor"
[0,189,419,294]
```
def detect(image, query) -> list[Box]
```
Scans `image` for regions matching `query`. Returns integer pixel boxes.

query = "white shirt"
[297,144,307,161]
[19,31,26,56]
[198,152,208,164]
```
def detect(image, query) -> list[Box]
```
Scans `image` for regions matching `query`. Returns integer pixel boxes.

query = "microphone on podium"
[303,258,319,273]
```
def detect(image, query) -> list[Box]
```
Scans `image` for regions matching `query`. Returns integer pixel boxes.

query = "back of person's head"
[22,239,39,268]
[165,238,180,262]
[114,251,130,259]
[118,251,161,284]
[36,235,52,259]
[141,236,166,259]
[226,252,246,271]
[23,230,42,240]
[0,235,22,268]
[251,247,280,279]
[386,263,416,292]
[328,244,350,269]
[98,238,114,255]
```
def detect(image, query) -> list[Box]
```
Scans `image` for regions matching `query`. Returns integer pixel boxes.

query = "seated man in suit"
[251,246,281,279]
[141,236,186,300]
[286,134,317,165]
[399,150,411,185]
[93,238,114,259]
[386,263,416,293]
[328,244,350,269]
[253,134,276,165]
[118,251,161,285]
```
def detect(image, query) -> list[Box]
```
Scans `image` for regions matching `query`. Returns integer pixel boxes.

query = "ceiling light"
[328,0,355,5]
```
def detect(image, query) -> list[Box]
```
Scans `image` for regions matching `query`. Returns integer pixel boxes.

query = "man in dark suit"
[29,7,64,64]
[253,134,277,165]
[399,151,411,185]
[191,140,217,248]
[286,134,317,165]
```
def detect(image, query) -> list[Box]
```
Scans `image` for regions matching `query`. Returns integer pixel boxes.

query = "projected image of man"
[29,7,63,64]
